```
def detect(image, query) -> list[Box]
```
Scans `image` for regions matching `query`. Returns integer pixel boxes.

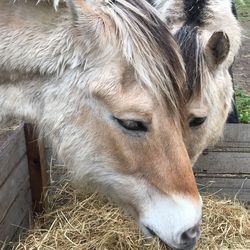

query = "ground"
[234,0,250,92]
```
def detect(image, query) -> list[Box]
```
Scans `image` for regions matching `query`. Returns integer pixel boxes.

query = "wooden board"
[194,124,250,202]
[0,124,32,243]
[11,210,31,242]
[223,124,250,142]
[0,181,32,242]
[194,152,250,174]
[24,124,48,213]
[0,126,26,186]
[196,176,250,201]
[0,156,29,223]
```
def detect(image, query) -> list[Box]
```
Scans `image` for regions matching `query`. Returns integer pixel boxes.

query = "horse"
[0,0,202,249]
[150,0,241,163]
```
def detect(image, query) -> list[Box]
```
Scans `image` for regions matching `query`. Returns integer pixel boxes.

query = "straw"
[9,182,250,250]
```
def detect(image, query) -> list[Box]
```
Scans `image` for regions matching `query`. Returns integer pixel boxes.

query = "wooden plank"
[194,124,250,175]
[196,176,250,202]
[223,124,250,142]
[11,210,32,242]
[0,125,26,186]
[194,152,250,174]
[194,124,250,202]
[200,124,250,151]
[0,156,29,222]
[196,175,250,188]
[0,130,14,146]
[24,124,48,213]
[0,181,32,242]
[208,141,250,152]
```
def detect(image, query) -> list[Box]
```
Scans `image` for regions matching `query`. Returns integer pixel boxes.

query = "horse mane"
[175,26,205,99]
[15,0,186,115]
[65,0,186,116]
[106,0,186,113]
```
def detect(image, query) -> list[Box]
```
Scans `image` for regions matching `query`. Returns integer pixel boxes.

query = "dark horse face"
[150,0,241,163]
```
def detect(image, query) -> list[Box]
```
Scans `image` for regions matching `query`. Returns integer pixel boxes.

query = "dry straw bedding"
[8,183,250,250]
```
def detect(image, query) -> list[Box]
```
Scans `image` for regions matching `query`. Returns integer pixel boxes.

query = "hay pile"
[10,183,250,250]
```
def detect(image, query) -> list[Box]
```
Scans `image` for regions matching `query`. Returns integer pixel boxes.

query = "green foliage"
[235,89,250,123]
[236,0,250,22]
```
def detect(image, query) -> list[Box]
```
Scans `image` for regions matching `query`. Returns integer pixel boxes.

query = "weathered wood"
[24,124,48,213]
[194,124,250,202]
[194,152,250,174]
[194,124,250,174]
[0,124,34,245]
[196,175,250,189]
[196,176,250,202]
[0,180,31,242]
[38,136,48,205]
[207,141,250,152]
[0,125,26,186]
[0,156,29,223]
[223,124,250,142]
[11,210,32,242]
[0,130,14,145]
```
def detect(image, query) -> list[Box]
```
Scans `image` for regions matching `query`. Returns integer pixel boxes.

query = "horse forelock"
[47,0,186,119]
[175,26,205,99]
[105,0,186,118]
[184,0,210,26]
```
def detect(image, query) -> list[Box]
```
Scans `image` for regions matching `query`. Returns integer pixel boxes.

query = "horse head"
[0,1,202,248]
[151,0,241,163]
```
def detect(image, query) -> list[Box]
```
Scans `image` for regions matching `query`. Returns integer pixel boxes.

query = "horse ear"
[67,0,103,21]
[67,0,114,51]
[205,31,230,69]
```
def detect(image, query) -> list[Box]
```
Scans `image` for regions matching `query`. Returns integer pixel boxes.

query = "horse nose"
[145,224,200,250]
[178,224,200,249]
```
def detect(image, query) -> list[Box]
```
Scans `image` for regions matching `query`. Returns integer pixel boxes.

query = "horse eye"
[189,117,207,127]
[114,117,148,132]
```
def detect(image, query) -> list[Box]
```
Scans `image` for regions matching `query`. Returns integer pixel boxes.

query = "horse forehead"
[120,85,155,106]
[93,77,155,113]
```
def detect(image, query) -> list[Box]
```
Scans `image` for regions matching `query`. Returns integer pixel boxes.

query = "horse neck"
[0,1,80,77]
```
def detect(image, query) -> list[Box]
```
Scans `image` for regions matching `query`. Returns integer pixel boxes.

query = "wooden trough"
[0,124,47,245]
[194,124,250,203]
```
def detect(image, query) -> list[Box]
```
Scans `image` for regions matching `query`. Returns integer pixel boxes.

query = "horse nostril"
[180,225,200,244]
[145,226,156,236]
